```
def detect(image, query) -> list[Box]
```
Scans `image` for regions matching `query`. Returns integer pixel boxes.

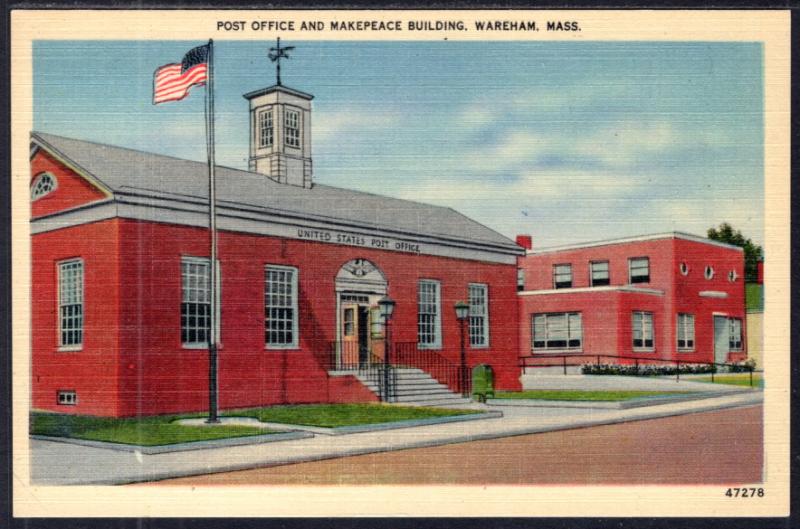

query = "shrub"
[727,359,757,373]
[580,363,717,376]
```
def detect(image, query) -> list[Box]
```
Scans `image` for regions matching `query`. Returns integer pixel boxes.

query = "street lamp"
[454,301,470,397]
[378,296,396,402]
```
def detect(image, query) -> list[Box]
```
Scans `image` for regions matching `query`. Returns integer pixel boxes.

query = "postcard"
[10,9,790,518]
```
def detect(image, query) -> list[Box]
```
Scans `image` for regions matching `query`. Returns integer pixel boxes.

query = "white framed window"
[58,259,84,348]
[629,257,650,284]
[677,313,695,351]
[285,108,300,148]
[265,265,299,348]
[729,318,743,351]
[57,390,77,406]
[553,264,572,289]
[728,270,738,283]
[259,108,273,148]
[705,265,715,280]
[590,261,610,287]
[516,268,525,292]
[181,257,221,348]
[31,172,58,201]
[632,311,654,351]
[468,283,489,347]
[679,262,690,276]
[418,279,442,349]
[532,312,582,352]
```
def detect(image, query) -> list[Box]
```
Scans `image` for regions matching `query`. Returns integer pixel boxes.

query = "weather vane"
[268,37,295,86]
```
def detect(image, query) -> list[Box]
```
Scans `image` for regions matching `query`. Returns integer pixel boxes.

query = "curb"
[30,430,314,455]
[306,410,503,435]
[486,390,751,410]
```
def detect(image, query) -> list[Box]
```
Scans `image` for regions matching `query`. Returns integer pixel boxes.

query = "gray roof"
[31,132,520,251]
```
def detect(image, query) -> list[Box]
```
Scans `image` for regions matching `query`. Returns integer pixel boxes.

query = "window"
[553,264,572,289]
[58,259,83,348]
[629,257,650,284]
[729,318,743,351]
[590,261,610,287]
[677,313,695,351]
[632,311,654,350]
[728,270,738,283]
[285,108,300,148]
[679,262,689,276]
[57,390,77,406]
[532,312,582,351]
[418,280,441,349]
[468,283,489,347]
[181,257,220,347]
[343,307,355,336]
[517,268,525,292]
[705,266,715,280]
[265,265,298,348]
[259,108,273,148]
[31,172,57,201]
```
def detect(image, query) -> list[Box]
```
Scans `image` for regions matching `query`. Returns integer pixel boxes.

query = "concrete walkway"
[29,390,762,486]
[519,374,753,392]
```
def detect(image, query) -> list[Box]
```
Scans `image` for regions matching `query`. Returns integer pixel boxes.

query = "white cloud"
[314,107,402,144]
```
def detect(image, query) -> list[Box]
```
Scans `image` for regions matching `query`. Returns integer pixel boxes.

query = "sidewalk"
[29,390,762,486]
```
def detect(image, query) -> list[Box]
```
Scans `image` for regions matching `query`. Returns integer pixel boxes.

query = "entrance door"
[341,303,371,367]
[713,316,729,364]
[357,306,370,366]
[341,303,359,367]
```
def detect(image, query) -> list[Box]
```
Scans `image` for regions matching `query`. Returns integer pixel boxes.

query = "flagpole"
[205,39,220,424]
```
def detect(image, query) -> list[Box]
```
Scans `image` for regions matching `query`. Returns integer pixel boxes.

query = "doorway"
[333,259,388,371]
[340,301,372,367]
[713,316,729,364]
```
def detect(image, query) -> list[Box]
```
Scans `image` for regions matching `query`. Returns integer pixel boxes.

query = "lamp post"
[378,296,396,402]
[454,301,470,397]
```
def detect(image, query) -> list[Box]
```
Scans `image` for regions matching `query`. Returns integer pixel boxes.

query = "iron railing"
[327,341,395,401]
[393,342,472,397]
[519,353,757,387]
[326,340,472,398]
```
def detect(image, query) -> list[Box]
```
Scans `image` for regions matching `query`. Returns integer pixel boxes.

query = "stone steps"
[352,367,472,407]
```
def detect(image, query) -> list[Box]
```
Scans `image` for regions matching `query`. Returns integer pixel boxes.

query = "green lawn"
[493,390,694,402]
[31,403,480,445]
[221,403,480,428]
[30,412,270,446]
[691,373,763,388]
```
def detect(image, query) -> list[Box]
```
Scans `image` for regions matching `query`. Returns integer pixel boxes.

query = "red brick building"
[30,82,523,417]
[516,233,748,367]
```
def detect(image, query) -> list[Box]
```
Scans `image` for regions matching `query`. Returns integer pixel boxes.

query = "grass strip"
[30,412,270,446]
[221,403,480,428]
[691,374,763,388]
[494,390,694,402]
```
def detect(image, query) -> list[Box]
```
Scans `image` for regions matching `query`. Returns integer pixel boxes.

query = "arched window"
[31,172,57,201]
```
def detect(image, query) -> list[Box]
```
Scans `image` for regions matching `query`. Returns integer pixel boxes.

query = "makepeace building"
[30,83,524,417]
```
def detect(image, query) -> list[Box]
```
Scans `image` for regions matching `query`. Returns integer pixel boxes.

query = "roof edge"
[527,231,745,255]
[243,84,314,100]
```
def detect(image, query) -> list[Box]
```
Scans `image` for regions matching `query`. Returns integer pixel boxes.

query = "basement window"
[57,390,77,406]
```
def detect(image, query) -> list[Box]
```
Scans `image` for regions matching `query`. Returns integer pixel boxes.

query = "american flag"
[153,44,210,104]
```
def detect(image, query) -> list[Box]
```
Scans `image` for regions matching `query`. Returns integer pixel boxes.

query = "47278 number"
[726,488,764,498]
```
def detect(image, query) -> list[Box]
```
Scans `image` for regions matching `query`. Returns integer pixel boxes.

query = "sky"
[33,40,764,247]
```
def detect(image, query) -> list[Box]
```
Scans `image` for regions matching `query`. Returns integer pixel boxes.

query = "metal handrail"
[518,353,756,386]
[393,342,472,397]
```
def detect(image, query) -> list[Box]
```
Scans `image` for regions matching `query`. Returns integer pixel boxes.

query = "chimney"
[516,235,533,251]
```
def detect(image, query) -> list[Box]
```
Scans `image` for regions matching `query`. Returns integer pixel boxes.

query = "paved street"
[156,404,763,486]
[29,390,761,485]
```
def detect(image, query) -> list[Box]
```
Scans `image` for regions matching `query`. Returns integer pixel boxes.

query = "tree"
[707,222,763,282]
